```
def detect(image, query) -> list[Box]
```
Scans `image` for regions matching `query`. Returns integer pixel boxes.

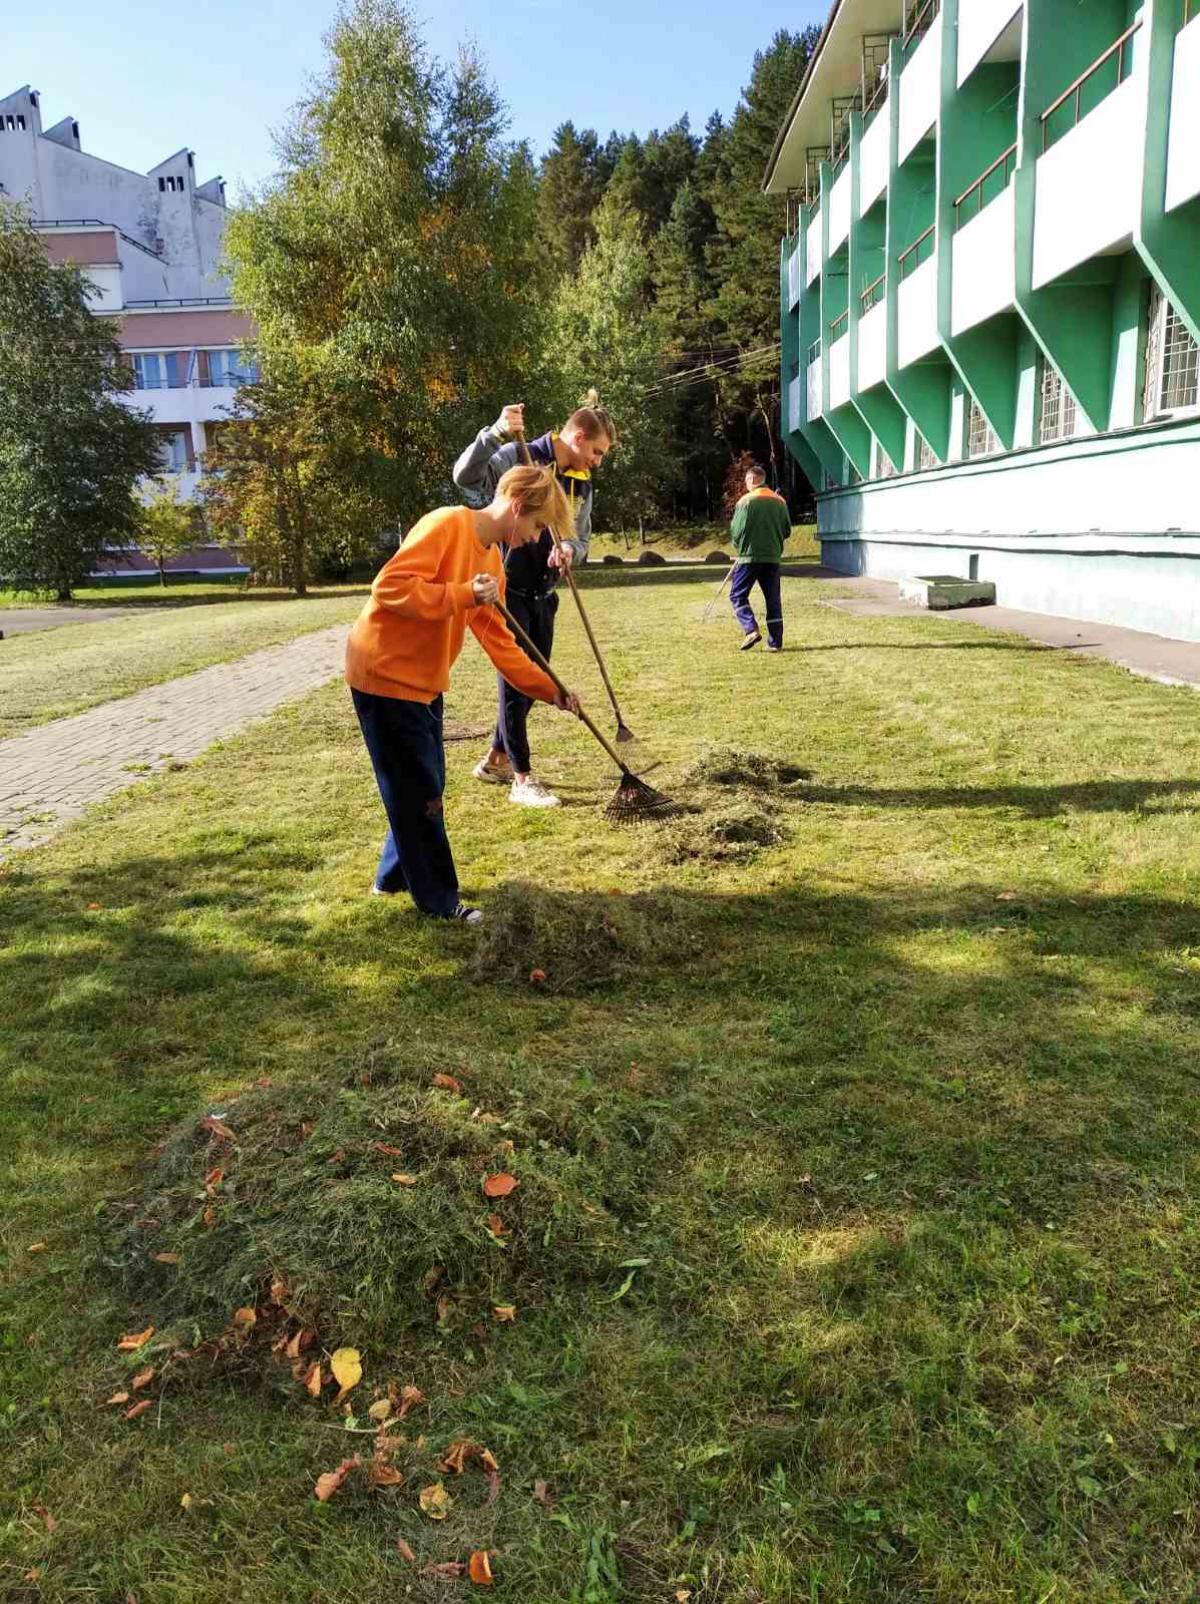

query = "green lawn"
[588,524,820,564]
[0,593,367,738]
[4,566,1200,1601]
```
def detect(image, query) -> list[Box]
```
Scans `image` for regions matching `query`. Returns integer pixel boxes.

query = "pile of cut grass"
[685,747,811,790]
[110,1056,636,1356]
[660,799,785,864]
[467,879,698,992]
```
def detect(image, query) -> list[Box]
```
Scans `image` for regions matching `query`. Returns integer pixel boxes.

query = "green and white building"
[766,0,1200,640]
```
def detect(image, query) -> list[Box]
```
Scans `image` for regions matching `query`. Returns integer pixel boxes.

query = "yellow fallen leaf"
[117,1327,154,1352]
[390,1173,418,1187]
[418,1481,453,1520]
[330,1347,362,1397]
[26,1243,48,1254]
[368,1399,393,1423]
[493,1305,517,1323]
[180,1493,193,1512]
[153,1253,180,1265]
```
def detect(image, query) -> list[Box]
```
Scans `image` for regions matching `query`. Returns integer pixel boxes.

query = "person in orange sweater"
[345,465,581,925]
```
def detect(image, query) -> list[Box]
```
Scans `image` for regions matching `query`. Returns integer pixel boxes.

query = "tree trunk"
[158,558,167,588]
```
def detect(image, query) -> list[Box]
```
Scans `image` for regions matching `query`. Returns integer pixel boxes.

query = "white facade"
[0,84,254,500]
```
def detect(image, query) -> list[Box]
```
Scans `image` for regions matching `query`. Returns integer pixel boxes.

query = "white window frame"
[1144,283,1200,422]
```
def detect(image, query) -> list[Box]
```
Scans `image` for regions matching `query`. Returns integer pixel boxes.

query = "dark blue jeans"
[351,688,459,917]
[730,561,783,647]
[494,589,557,774]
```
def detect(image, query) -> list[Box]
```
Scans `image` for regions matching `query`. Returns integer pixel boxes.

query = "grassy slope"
[587,525,820,564]
[0,594,366,738]
[3,566,1200,1601]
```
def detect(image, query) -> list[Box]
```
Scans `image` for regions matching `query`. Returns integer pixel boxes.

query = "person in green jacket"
[728,464,791,651]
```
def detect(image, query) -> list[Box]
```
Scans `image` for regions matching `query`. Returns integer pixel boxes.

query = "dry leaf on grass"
[482,1173,518,1199]
[420,1562,466,1579]
[390,1173,418,1187]
[397,1538,416,1563]
[371,1143,405,1158]
[305,1364,323,1397]
[486,1214,507,1238]
[368,1398,393,1423]
[529,968,547,984]
[432,1073,463,1095]
[124,1400,153,1421]
[232,1307,256,1327]
[198,1115,234,1141]
[468,1550,495,1586]
[31,1505,56,1534]
[493,1306,517,1323]
[314,1454,362,1503]
[330,1348,362,1397]
[130,1367,155,1391]
[418,1482,453,1520]
[367,1463,405,1488]
[201,1206,216,1228]
[533,1479,554,1508]
[117,1327,154,1352]
[204,1167,224,1192]
[286,1330,313,1361]
[392,1383,425,1419]
[105,1391,131,1407]
[180,1493,193,1512]
[26,1243,48,1254]
[152,1252,180,1265]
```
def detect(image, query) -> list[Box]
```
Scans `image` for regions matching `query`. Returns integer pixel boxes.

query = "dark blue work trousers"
[494,589,557,774]
[351,687,459,917]
[730,561,783,648]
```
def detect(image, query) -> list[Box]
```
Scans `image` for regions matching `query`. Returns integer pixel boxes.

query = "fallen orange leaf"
[314,1454,362,1503]
[468,1550,495,1586]
[395,1383,425,1419]
[421,1562,466,1579]
[418,1481,453,1520]
[486,1214,507,1238]
[32,1504,56,1534]
[432,1073,463,1095]
[493,1306,517,1323]
[367,1462,405,1488]
[305,1363,323,1397]
[152,1253,180,1265]
[105,1391,131,1407]
[482,1173,518,1199]
[390,1173,418,1187]
[26,1243,48,1254]
[124,1400,153,1420]
[397,1538,416,1563]
[201,1205,216,1228]
[117,1327,154,1352]
[529,969,547,984]
[232,1307,257,1327]
[199,1115,234,1141]
[131,1367,155,1391]
[371,1143,405,1157]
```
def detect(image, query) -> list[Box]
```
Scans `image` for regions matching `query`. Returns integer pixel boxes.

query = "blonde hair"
[566,387,618,448]
[496,464,574,542]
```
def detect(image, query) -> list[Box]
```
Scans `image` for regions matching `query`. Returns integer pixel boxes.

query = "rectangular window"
[967,398,999,458]
[917,435,938,470]
[157,430,190,472]
[1144,284,1199,418]
[206,349,256,388]
[1039,359,1078,444]
[876,442,899,479]
[133,352,189,390]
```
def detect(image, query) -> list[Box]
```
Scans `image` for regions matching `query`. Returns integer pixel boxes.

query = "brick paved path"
[0,624,348,856]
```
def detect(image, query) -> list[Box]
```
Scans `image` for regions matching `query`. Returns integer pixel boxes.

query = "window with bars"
[917,435,938,470]
[1039,360,1078,444]
[966,398,999,458]
[1144,283,1199,419]
[876,443,899,479]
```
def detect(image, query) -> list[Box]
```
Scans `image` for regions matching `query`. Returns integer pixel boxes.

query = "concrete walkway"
[824,578,1200,691]
[0,624,348,857]
[0,605,140,637]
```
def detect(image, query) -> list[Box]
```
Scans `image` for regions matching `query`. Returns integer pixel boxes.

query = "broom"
[489,595,675,824]
[513,429,635,744]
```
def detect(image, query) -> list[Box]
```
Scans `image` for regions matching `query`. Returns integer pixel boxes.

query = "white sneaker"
[509,776,561,808]
[473,755,513,785]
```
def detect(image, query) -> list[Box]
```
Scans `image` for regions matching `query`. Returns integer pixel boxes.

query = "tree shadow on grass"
[797,776,1200,818]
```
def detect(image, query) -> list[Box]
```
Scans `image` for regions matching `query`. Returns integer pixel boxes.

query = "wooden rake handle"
[513,429,630,732]
[490,596,627,775]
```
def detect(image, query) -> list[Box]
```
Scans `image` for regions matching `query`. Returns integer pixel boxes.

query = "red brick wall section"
[115,309,255,348]
[42,230,119,266]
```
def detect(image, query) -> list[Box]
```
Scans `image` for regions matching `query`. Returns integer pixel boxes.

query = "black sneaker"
[450,903,484,926]
[740,630,762,652]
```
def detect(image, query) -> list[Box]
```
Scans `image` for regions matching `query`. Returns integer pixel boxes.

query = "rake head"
[615,720,636,745]
[604,769,679,825]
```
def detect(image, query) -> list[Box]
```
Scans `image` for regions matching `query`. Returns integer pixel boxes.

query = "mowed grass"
[4,566,1200,1601]
[0,592,367,738]
[588,523,820,564]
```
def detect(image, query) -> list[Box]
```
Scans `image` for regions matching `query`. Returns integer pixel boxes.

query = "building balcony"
[829,327,852,410]
[858,106,890,216]
[951,161,1016,335]
[1032,25,1143,289]
[897,241,940,367]
[806,348,823,423]
[806,208,823,284]
[125,384,242,427]
[787,237,802,308]
[787,374,803,432]
[899,3,942,165]
[858,293,888,391]
[957,0,1022,90]
[1167,9,1200,213]
[828,162,852,254]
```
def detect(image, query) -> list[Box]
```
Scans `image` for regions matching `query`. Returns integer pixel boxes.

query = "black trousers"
[494,589,558,773]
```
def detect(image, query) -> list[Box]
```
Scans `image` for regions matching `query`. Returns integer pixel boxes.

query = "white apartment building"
[0,83,256,505]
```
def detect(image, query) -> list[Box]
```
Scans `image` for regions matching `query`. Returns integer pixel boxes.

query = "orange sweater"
[345,506,560,706]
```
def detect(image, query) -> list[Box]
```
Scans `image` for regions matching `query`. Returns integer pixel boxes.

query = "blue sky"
[7,0,825,196]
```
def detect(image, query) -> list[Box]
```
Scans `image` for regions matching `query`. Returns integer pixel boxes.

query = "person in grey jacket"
[452,398,616,808]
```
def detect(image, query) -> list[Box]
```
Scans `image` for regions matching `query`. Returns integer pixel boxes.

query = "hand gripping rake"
[514,429,636,744]
[491,597,676,824]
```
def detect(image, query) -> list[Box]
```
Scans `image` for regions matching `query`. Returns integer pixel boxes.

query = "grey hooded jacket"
[452,426,593,568]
